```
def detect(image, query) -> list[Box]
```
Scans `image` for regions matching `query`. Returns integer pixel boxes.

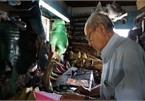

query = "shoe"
[55,63,66,73]
[27,61,37,73]
[17,87,33,100]
[51,71,58,77]
[74,51,81,59]
[0,10,10,21]
[26,90,35,100]
[75,59,83,68]
[27,87,40,100]
[93,70,101,84]
[12,20,27,31]
[93,64,102,71]
[53,64,63,74]
[83,59,93,68]
[65,61,71,70]
[82,53,87,59]
[68,51,74,60]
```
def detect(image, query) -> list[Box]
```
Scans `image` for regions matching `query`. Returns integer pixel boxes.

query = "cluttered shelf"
[70,13,90,43]
[72,23,85,27]
[71,13,90,18]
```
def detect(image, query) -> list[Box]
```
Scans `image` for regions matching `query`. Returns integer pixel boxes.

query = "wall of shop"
[70,6,138,29]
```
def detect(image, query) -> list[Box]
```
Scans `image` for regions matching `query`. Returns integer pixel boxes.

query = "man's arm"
[115,49,145,100]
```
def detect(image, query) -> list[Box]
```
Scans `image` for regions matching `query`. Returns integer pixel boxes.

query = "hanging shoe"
[73,51,81,59]
[106,1,127,22]
[94,1,107,15]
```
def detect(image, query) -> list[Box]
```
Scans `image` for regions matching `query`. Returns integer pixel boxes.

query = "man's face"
[84,23,108,52]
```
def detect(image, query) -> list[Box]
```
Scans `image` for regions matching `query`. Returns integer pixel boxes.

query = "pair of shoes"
[17,86,39,100]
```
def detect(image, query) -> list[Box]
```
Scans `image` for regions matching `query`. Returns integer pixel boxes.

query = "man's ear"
[97,24,106,36]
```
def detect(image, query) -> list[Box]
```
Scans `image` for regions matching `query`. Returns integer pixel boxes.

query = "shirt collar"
[101,33,120,63]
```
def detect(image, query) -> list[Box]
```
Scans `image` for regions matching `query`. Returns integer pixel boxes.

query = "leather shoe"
[55,63,66,73]
[53,64,63,74]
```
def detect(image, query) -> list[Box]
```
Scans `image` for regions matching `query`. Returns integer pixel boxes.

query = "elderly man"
[60,12,145,100]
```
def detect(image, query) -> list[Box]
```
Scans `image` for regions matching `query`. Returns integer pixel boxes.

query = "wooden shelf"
[72,33,84,37]
[72,13,90,18]
[69,39,88,43]
[73,24,85,27]
[72,29,83,31]
[70,13,89,43]
[71,18,87,23]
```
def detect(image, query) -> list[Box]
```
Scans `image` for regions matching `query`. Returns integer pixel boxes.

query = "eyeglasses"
[86,27,96,41]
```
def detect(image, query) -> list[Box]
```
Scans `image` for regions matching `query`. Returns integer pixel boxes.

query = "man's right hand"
[74,86,91,96]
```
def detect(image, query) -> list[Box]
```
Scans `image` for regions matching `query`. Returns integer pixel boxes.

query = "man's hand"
[74,86,91,96]
[75,85,100,97]
[60,93,84,100]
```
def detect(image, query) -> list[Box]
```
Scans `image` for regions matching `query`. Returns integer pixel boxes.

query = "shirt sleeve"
[115,49,145,100]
